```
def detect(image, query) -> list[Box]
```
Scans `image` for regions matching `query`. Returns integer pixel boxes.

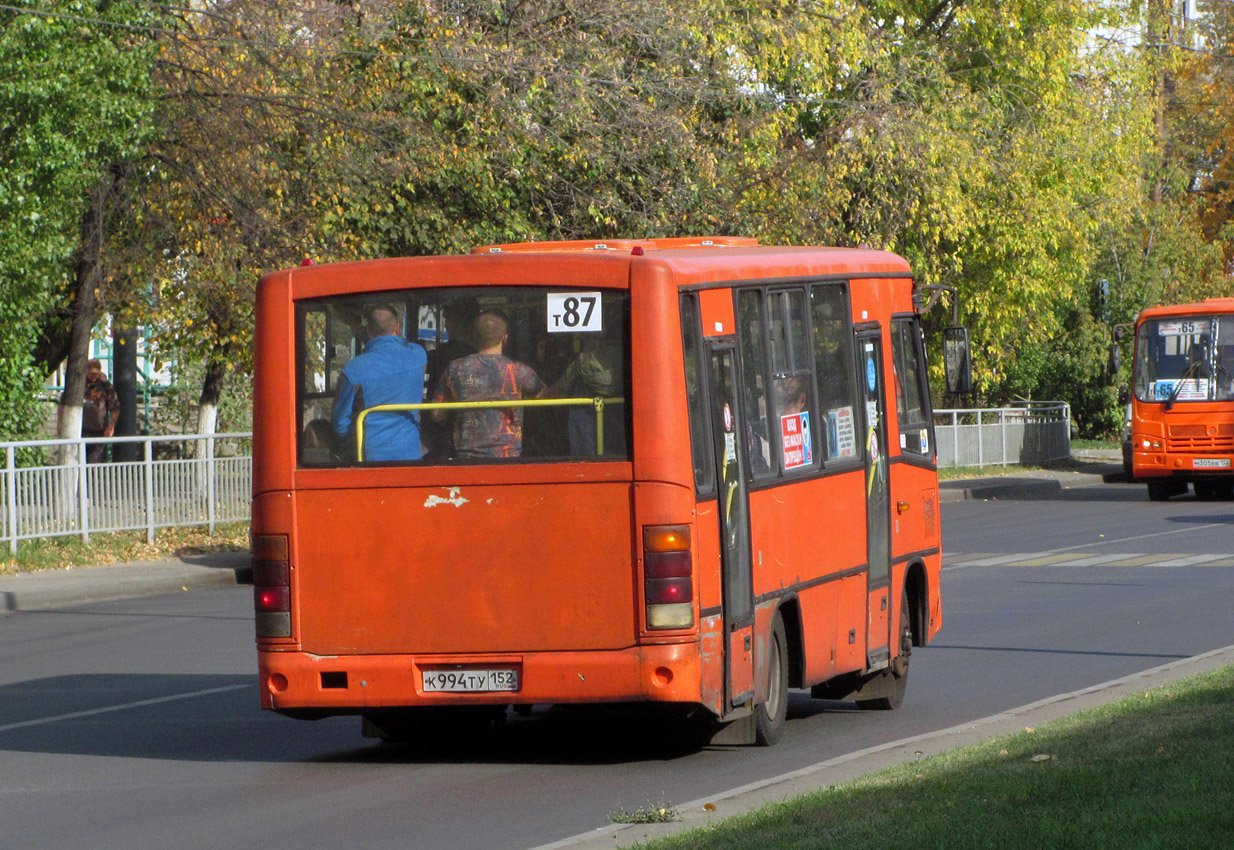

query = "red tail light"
[252,534,292,638]
[255,586,290,613]
[643,525,694,630]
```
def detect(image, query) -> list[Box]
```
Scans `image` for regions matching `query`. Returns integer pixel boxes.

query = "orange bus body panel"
[292,483,636,655]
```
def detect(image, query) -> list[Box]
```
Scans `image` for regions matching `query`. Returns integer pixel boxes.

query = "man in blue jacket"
[331,303,427,462]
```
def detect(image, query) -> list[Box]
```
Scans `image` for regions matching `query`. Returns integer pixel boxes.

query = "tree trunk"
[195,357,227,451]
[113,321,139,462]
[57,167,118,465]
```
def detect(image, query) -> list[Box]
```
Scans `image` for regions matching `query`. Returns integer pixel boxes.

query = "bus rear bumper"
[258,643,703,714]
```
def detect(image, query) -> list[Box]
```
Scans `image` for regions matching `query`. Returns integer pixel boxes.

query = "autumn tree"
[0,0,158,441]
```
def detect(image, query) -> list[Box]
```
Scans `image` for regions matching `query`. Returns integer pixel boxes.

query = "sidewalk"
[0,549,251,613]
[938,450,1126,503]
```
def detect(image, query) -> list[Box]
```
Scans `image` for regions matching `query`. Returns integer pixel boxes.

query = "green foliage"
[3,0,1234,437]
[0,0,159,438]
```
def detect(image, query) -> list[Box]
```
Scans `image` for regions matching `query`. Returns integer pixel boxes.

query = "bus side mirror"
[1108,343,1122,379]
[943,326,973,395]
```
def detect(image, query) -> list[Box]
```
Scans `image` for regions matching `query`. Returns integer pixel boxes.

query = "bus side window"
[892,318,933,457]
[811,284,857,462]
[680,294,714,494]
[769,289,818,474]
[737,290,773,478]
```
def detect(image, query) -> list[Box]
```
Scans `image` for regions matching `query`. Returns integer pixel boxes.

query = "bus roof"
[1138,297,1234,322]
[469,236,760,253]
[278,239,913,293]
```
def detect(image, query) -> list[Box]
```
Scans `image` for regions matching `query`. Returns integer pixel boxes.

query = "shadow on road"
[0,673,851,765]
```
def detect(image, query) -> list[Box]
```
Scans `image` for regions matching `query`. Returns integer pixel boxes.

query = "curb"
[939,460,1126,503]
[533,643,1234,850]
[0,550,251,613]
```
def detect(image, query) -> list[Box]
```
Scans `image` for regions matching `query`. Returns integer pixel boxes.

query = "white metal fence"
[1,433,252,556]
[934,402,1071,469]
[1,409,1069,551]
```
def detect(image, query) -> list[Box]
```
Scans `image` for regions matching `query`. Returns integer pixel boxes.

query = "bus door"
[707,342,756,713]
[857,329,892,669]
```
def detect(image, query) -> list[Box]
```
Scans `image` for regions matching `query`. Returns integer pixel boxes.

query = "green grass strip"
[2,522,249,573]
[645,666,1234,849]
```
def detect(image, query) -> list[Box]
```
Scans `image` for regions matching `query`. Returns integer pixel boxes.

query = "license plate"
[1193,458,1231,469]
[422,668,519,692]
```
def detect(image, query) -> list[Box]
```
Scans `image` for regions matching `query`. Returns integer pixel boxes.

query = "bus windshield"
[1134,315,1234,404]
[297,286,630,466]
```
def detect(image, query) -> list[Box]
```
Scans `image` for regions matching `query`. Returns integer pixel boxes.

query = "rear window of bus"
[296,286,631,466]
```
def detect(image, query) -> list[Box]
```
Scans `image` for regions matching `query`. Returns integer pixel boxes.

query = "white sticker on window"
[547,292,602,333]
[829,406,857,458]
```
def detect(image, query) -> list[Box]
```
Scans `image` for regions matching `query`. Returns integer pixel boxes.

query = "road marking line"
[943,552,998,563]
[950,553,1051,567]
[1010,553,1094,567]
[1100,554,1188,566]
[1060,553,1141,566]
[1154,554,1234,567]
[944,552,1234,569]
[0,684,248,733]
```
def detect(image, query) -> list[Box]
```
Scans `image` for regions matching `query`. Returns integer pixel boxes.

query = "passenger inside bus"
[775,376,808,416]
[429,310,546,458]
[549,332,626,456]
[1217,345,1234,399]
[330,303,427,462]
[301,418,334,463]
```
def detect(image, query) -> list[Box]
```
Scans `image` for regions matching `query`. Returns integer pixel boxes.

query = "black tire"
[754,613,788,746]
[1146,480,1174,502]
[1195,478,1234,501]
[856,589,911,711]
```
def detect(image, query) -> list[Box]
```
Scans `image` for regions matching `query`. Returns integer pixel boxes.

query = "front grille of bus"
[1167,424,1234,452]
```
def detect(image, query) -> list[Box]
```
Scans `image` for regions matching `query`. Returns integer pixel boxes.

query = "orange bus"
[251,237,953,745]
[1127,298,1234,501]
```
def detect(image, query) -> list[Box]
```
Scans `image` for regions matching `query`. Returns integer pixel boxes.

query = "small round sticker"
[723,403,733,432]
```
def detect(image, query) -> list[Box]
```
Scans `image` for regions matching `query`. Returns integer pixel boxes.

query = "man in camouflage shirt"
[430,311,545,459]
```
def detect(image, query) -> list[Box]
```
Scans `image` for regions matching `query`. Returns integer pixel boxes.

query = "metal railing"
[1,433,252,556]
[934,402,1071,469]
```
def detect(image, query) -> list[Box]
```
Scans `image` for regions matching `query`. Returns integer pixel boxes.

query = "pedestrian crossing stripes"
[944,552,1234,569]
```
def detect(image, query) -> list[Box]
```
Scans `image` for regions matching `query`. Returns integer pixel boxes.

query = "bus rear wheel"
[754,613,788,746]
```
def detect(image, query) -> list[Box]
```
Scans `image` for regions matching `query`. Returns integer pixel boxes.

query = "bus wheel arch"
[775,596,806,689]
[855,586,911,711]
[754,609,789,745]
[904,561,929,647]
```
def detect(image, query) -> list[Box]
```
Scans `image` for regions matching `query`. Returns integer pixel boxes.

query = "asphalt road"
[2,475,1233,850]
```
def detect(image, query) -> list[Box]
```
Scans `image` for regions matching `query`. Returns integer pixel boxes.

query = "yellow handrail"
[355,397,625,461]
